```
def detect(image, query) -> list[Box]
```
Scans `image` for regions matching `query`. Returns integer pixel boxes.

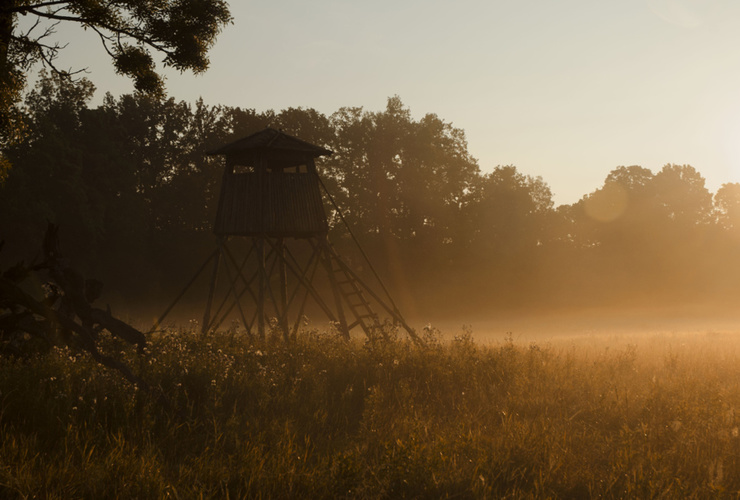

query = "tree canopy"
[0,0,232,179]
[4,76,740,317]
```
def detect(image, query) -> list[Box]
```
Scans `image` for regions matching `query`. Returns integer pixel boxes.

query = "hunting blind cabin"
[155,128,417,341]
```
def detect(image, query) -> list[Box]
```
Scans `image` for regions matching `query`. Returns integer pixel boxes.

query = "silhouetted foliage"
[0,0,231,184]
[3,76,740,318]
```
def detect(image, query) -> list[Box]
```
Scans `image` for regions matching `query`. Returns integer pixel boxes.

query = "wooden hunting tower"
[211,127,330,238]
[156,128,416,341]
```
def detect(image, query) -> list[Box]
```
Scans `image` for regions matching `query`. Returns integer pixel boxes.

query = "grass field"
[2,324,740,498]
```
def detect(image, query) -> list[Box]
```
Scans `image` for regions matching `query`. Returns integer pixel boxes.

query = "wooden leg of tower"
[202,245,222,335]
[319,238,350,340]
[257,236,266,340]
[277,238,290,343]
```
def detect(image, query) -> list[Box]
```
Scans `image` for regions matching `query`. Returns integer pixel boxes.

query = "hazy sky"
[32,0,740,205]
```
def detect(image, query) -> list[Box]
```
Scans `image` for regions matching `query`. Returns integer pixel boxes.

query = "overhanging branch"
[25,7,172,56]
[3,2,70,14]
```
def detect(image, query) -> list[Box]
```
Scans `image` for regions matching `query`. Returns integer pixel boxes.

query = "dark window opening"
[280,165,308,173]
[233,164,255,174]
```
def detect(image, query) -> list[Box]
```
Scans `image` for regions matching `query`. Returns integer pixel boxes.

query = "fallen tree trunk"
[0,223,169,410]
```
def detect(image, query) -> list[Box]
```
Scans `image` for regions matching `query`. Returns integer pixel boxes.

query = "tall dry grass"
[2,325,740,498]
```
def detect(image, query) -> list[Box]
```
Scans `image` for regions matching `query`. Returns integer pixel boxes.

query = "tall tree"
[0,72,112,267]
[328,96,479,243]
[464,166,553,255]
[462,165,554,286]
[715,182,740,232]
[0,0,232,178]
[576,165,657,251]
[652,164,713,228]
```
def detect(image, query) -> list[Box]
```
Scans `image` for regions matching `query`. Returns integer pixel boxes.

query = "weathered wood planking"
[214,171,328,237]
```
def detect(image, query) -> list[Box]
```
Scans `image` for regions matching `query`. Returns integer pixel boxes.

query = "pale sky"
[26,0,740,205]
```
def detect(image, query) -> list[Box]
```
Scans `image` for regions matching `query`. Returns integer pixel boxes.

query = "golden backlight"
[583,183,629,222]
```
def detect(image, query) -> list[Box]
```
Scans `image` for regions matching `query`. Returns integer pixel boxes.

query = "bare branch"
[25,7,173,56]
[3,1,70,14]
[90,25,116,58]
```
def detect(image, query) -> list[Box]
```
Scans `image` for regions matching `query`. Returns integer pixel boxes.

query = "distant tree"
[312,97,481,300]
[271,107,334,149]
[604,165,654,192]
[0,72,99,251]
[104,91,191,201]
[463,165,553,260]
[707,182,740,293]
[0,0,232,179]
[573,166,657,250]
[327,96,479,244]
[444,165,554,306]
[565,163,716,302]
[715,182,740,232]
[652,164,713,228]
[568,164,714,254]
[0,72,149,278]
[221,106,275,143]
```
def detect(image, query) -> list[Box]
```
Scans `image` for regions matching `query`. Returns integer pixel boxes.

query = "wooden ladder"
[325,243,383,338]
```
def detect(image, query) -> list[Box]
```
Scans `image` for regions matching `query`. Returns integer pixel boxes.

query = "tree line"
[2,73,740,319]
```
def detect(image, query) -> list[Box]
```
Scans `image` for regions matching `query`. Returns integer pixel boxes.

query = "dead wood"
[0,223,170,411]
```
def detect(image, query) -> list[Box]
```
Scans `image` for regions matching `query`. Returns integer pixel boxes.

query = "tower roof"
[207,127,332,157]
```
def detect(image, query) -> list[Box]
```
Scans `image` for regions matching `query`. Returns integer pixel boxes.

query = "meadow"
[2,324,740,498]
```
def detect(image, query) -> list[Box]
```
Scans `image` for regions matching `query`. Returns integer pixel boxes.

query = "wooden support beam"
[291,251,322,339]
[257,236,266,340]
[216,239,252,338]
[330,249,419,342]
[277,238,290,342]
[265,237,339,325]
[201,246,222,335]
[150,248,217,333]
[318,238,350,340]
